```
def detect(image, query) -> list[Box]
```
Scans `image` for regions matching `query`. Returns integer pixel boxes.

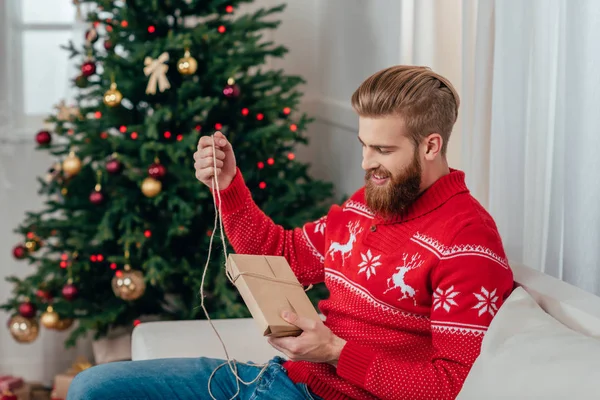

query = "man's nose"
[361,153,379,171]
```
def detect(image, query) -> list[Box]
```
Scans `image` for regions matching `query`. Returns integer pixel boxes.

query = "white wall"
[268,0,466,200]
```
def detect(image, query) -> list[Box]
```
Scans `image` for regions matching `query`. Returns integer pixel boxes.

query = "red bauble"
[81,61,96,77]
[89,190,104,205]
[18,302,36,318]
[104,40,113,51]
[223,84,240,98]
[148,163,166,179]
[35,130,52,145]
[1,392,17,400]
[62,283,78,301]
[12,245,26,259]
[106,158,122,174]
[36,289,52,302]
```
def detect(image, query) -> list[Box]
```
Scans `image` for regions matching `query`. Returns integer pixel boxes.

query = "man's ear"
[423,133,443,160]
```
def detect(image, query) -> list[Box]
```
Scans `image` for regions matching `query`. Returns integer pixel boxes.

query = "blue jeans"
[66,356,323,400]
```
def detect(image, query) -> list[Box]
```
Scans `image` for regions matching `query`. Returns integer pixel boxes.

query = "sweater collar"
[373,169,469,224]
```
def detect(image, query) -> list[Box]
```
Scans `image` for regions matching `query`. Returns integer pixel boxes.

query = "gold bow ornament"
[144,52,171,95]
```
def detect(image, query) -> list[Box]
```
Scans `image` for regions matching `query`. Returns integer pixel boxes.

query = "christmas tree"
[2,0,334,348]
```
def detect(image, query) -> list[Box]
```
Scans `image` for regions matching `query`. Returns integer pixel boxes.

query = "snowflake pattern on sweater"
[218,168,514,400]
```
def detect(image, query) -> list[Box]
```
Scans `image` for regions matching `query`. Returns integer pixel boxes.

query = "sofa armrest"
[131,318,283,363]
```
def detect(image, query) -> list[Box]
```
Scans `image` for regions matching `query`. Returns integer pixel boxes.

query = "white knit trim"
[324,268,430,321]
[431,320,489,331]
[411,232,509,270]
[302,226,325,263]
[342,200,374,219]
[431,324,487,336]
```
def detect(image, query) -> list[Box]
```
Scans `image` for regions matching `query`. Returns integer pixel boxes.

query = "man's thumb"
[282,311,316,330]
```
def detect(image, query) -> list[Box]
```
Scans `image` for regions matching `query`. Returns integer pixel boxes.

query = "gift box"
[50,357,93,400]
[227,254,321,337]
[0,376,23,393]
[0,382,30,400]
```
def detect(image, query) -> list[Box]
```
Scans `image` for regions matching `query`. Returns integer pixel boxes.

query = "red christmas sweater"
[217,168,514,400]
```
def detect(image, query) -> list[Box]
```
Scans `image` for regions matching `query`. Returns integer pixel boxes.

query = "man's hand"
[194,131,237,190]
[268,311,346,366]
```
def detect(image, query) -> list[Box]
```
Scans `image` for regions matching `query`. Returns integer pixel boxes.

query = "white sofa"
[132,264,600,398]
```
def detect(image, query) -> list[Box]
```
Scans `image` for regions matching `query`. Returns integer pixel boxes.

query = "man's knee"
[67,362,125,400]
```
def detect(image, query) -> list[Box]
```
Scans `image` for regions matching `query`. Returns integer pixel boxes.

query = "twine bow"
[67,356,93,375]
[144,52,171,95]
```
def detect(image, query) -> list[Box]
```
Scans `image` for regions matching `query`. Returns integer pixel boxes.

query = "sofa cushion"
[457,287,600,399]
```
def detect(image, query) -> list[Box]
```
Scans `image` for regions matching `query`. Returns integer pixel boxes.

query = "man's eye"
[376,148,390,155]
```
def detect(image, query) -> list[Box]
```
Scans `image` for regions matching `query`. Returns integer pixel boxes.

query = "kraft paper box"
[227,254,321,337]
[51,357,93,400]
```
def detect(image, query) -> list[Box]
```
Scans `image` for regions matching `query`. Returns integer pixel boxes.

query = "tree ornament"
[45,162,63,183]
[148,160,166,179]
[54,100,81,121]
[7,315,39,343]
[62,151,82,176]
[12,245,26,259]
[223,78,240,98]
[81,60,96,77]
[40,305,60,329]
[36,289,52,302]
[177,49,197,75]
[74,75,88,88]
[18,301,36,318]
[104,40,113,51]
[141,177,162,198]
[35,130,52,145]
[103,81,123,107]
[25,238,40,253]
[90,183,104,205]
[144,52,171,95]
[85,27,98,43]
[62,280,78,301]
[112,264,146,301]
[54,318,74,331]
[106,156,122,175]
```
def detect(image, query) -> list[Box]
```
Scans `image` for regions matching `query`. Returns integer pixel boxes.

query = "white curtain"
[462,0,600,295]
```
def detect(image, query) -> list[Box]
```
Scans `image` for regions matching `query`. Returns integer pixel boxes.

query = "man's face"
[358,116,423,216]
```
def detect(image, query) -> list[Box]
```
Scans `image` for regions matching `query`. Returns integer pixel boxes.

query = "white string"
[201,134,270,400]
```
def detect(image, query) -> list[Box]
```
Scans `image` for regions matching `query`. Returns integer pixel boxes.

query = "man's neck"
[420,160,450,193]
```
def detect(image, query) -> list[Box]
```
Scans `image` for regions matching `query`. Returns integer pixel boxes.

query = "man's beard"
[364,153,422,217]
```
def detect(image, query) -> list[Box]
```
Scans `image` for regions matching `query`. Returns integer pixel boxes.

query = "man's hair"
[351,65,460,155]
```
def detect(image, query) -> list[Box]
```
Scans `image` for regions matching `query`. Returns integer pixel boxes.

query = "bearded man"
[67,66,514,400]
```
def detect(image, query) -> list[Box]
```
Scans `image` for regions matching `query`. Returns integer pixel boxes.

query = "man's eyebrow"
[357,136,398,149]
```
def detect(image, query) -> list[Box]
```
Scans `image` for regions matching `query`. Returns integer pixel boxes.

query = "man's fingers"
[213,131,232,152]
[199,146,226,160]
[195,166,221,182]
[282,312,317,331]
[198,158,223,169]
[197,135,213,151]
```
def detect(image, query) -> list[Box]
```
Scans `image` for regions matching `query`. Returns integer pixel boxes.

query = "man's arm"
[271,224,514,400]
[216,168,328,285]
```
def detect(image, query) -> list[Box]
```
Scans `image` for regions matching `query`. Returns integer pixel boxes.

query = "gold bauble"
[55,318,74,331]
[25,240,40,253]
[40,306,60,329]
[177,49,198,75]
[141,177,162,198]
[111,266,146,301]
[103,82,123,107]
[8,315,39,343]
[62,151,82,176]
